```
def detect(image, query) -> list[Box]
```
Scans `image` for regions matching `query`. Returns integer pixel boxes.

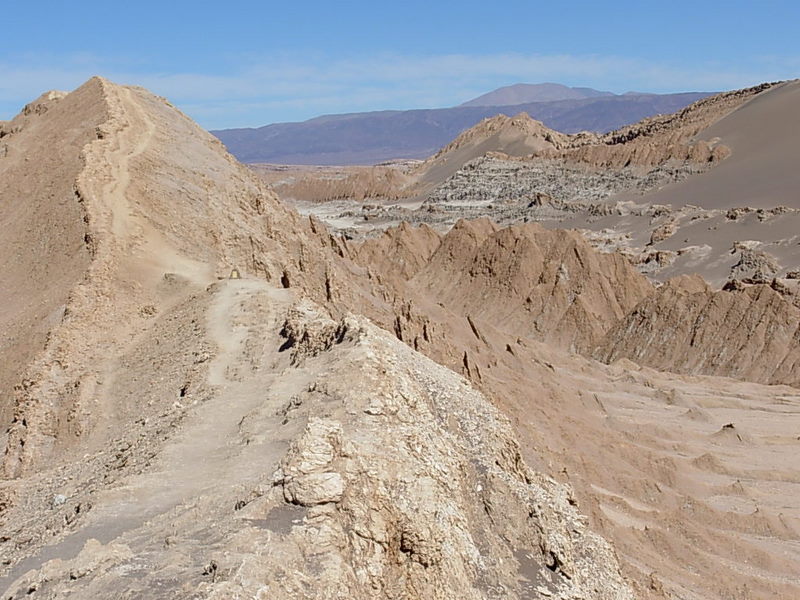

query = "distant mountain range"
[459,82,615,106]
[212,84,712,165]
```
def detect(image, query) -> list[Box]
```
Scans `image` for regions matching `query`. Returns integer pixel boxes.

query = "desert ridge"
[0,77,797,599]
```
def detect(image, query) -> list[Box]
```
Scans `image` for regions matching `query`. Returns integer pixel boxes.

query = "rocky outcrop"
[354,221,442,283]
[207,309,634,600]
[411,221,652,353]
[729,244,779,282]
[424,154,708,208]
[595,275,800,386]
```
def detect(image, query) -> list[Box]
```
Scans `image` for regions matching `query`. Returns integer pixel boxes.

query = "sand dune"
[643,80,800,209]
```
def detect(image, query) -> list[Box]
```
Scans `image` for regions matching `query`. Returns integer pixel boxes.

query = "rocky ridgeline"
[554,82,778,168]
[350,217,800,388]
[599,83,776,147]
[596,275,800,386]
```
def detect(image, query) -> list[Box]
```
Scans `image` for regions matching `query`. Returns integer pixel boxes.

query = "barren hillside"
[0,85,105,430]
[1,78,798,600]
[0,78,635,599]
[596,275,800,385]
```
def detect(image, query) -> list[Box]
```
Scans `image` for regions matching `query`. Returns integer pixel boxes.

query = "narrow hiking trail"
[111,86,212,285]
[105,86,155,242]
[1,279,298,595]
[90,279,295,530]
[76,84,214,459]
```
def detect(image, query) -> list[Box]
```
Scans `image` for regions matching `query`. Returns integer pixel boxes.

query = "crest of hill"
[413,112,575,191]
[460,82,615,107]
[0,76,368,477]
[431,112,572,157]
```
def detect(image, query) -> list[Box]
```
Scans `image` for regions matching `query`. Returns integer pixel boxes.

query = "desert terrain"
[270,81,800,288]
[0,77,798,600]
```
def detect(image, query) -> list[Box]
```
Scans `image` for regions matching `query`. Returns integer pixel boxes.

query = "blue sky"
[1,1,798,129]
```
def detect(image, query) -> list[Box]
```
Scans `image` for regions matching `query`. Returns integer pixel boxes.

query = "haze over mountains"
[212,83,711,165]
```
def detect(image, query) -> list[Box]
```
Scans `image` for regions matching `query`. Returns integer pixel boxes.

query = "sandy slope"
[642,80,800,209]
[0,84,105,430]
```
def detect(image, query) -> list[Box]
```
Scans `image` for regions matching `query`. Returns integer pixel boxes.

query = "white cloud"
[1,52,798,128]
